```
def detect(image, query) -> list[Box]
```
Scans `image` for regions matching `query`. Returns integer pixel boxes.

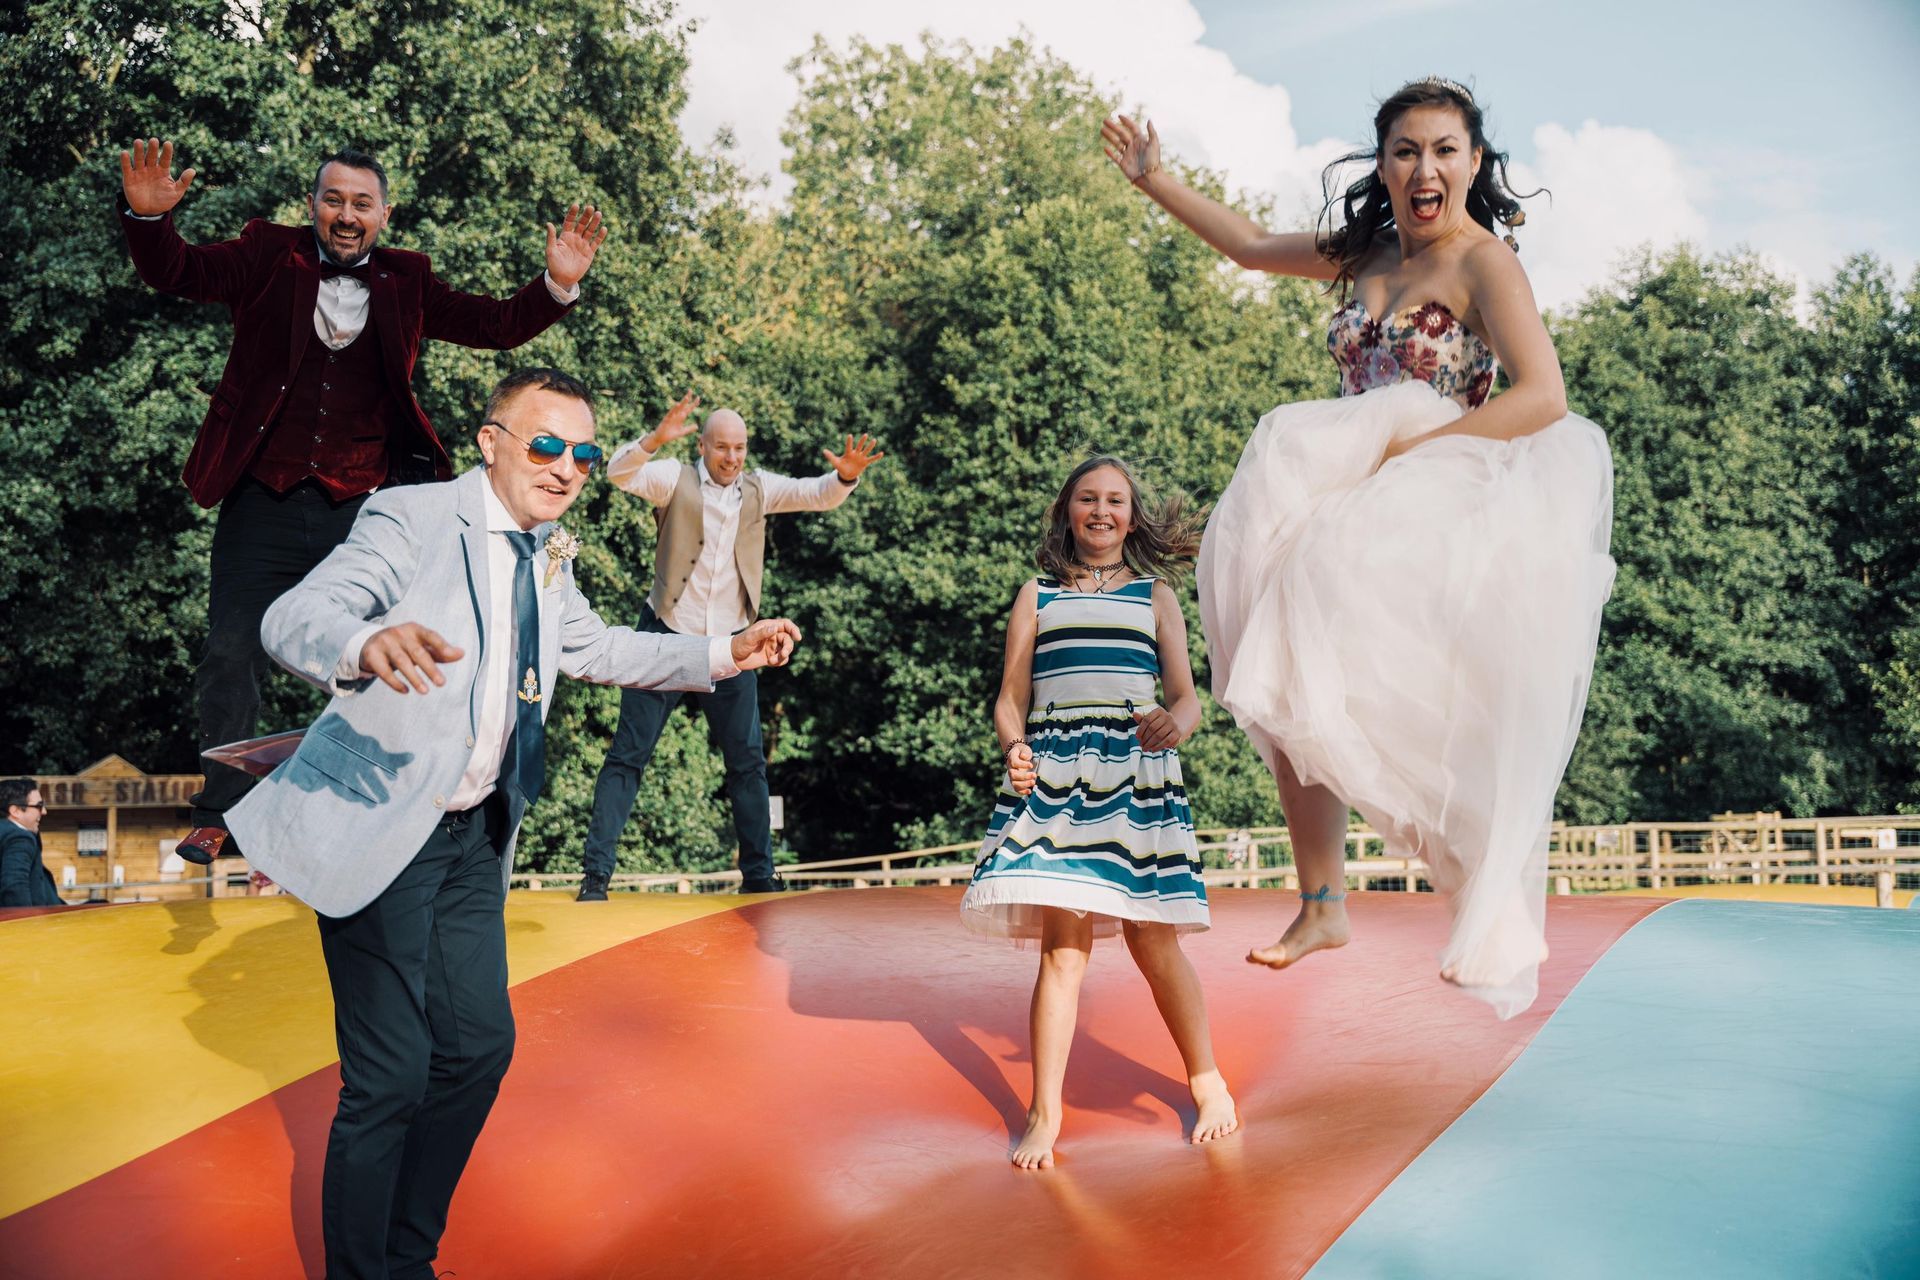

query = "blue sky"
[681,0,1920,306]
[1190,0,1920,290]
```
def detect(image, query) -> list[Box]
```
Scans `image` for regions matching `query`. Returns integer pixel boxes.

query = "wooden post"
[1877,871,1894,909]
[105,801,120,903]
[1815,821,1829,887]
[676,878,691,894]
[1647,826,1662,891]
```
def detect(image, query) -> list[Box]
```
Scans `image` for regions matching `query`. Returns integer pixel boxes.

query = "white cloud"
[1506,121,1709,309]
[678,0,1350,218]
[677,1,1723,309]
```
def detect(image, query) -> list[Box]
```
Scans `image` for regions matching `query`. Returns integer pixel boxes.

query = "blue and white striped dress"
[961,576,1210,941]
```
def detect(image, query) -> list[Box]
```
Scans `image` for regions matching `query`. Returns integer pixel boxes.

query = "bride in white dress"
[1102,78,1615,1018]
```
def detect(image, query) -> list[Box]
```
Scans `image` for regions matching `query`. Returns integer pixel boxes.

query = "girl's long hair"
[1317,77,1543,292]
[1035,454,1206,584]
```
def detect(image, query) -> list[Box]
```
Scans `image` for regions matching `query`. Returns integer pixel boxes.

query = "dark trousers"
[316,794,514,1280]
[193,479,368,827]
[582,609,772,881]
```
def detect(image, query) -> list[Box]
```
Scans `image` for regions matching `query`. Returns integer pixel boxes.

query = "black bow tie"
[319,259,372,282]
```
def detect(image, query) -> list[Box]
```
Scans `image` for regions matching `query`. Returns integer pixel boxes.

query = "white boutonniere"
[543,526,580,587]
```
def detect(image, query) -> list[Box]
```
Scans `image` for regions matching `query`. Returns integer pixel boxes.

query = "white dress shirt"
[442,480,544,809]
[311,256,579,350]
[335,477,739,810]
[604,449,856,637]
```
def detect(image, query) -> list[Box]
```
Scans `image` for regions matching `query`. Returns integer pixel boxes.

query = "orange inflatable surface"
[0,889,1656,1278]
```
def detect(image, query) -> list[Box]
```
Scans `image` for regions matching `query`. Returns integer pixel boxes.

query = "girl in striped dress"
[962,455,1237,1169]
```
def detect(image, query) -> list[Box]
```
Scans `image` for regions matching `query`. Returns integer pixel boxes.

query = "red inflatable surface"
[0,889,1657,1278]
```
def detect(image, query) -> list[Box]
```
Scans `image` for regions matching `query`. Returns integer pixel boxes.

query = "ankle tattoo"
[1300,885,1348,903]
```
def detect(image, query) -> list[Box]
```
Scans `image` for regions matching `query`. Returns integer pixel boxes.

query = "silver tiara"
[1413,75,1474,103]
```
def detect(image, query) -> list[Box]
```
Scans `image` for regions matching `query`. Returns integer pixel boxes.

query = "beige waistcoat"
[647,464,767,624]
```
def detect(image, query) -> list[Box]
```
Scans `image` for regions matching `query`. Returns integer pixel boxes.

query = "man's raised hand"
[643,391,702,452]
[545,204,609,291]
[823,434,886,483]
[730,618,802,672]
[120,138,197,216]
[359,623,465,694]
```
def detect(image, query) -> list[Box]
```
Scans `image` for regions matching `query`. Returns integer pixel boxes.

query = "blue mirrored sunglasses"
[485,421,605,473]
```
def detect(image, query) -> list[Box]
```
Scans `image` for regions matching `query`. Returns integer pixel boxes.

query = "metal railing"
[34,867,276,905]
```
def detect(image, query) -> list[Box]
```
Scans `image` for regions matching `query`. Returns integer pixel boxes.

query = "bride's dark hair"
[1317,77,1543,293]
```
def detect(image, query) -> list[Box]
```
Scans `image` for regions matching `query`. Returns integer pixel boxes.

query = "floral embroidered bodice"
[1328,299,1498,409]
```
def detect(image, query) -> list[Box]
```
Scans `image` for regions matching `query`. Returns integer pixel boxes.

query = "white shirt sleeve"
[543,271,580,305]
[758,468,857,515]
[606,448,683,505]
[333,623,385,685]
[708,635,741,682]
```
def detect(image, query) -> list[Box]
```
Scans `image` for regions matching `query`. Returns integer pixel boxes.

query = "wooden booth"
[30,755,233,902]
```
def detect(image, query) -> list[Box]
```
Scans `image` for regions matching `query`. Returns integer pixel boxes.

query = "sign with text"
[38,776,203,809]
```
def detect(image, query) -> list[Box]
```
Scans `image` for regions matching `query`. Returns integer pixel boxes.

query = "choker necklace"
[1072,559,1126,589]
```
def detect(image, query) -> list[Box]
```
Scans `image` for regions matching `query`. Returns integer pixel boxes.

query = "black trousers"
[316,793,514,1280]
[581,609,773,882]
[193,479,368,827]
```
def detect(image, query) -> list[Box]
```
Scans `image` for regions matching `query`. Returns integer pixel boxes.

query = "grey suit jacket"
[229,466,714,917]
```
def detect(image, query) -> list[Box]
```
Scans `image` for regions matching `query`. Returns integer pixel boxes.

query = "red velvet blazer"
[121,211,575,508]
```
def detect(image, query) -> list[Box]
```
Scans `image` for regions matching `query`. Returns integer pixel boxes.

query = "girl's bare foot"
[1189,1070,1239,1143]
[1012,1107,1062,1169]
[1247,897,1350,968]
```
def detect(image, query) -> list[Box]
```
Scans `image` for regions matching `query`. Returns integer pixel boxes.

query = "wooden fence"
[513,812,1920,909]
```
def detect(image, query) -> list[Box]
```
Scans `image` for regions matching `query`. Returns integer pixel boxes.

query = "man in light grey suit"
[229,366,800,1280]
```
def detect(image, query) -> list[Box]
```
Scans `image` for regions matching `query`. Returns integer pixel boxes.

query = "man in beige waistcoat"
[578,396,884,898]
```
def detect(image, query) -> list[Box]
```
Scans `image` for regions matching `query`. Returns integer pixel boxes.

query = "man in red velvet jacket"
[119,138,608,863]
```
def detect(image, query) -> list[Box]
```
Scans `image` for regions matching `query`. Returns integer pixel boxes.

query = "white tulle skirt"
[1197,381,1616,1018]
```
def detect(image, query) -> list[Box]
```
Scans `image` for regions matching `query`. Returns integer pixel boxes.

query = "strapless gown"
[1197,299,1616,1018]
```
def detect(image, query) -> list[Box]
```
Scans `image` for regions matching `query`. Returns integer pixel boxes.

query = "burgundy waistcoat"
[247,308,401,499]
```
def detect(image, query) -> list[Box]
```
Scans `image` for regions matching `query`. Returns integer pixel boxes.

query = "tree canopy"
[3,6,1914,877]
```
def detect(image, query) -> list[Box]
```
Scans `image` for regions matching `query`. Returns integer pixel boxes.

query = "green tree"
[729,35,1322,850]
[1816,258,1920,808]
[8,12,1913,881]
[0,0,759,871]
[1554,247,1864,820]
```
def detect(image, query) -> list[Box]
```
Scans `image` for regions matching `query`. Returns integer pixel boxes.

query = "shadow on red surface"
[0,889,1657,1279]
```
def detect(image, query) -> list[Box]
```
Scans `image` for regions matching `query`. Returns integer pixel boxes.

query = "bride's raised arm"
[1101,114,1340,281]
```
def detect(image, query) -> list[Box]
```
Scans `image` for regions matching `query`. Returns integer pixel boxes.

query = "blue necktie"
[501,531,545,806]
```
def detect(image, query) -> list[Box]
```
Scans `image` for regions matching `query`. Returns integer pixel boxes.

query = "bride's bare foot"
[1189,1070,1239,1143]
[1012,1107,1062,1170]
[1441,939,1550,989]
[1247,897,1350,969]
